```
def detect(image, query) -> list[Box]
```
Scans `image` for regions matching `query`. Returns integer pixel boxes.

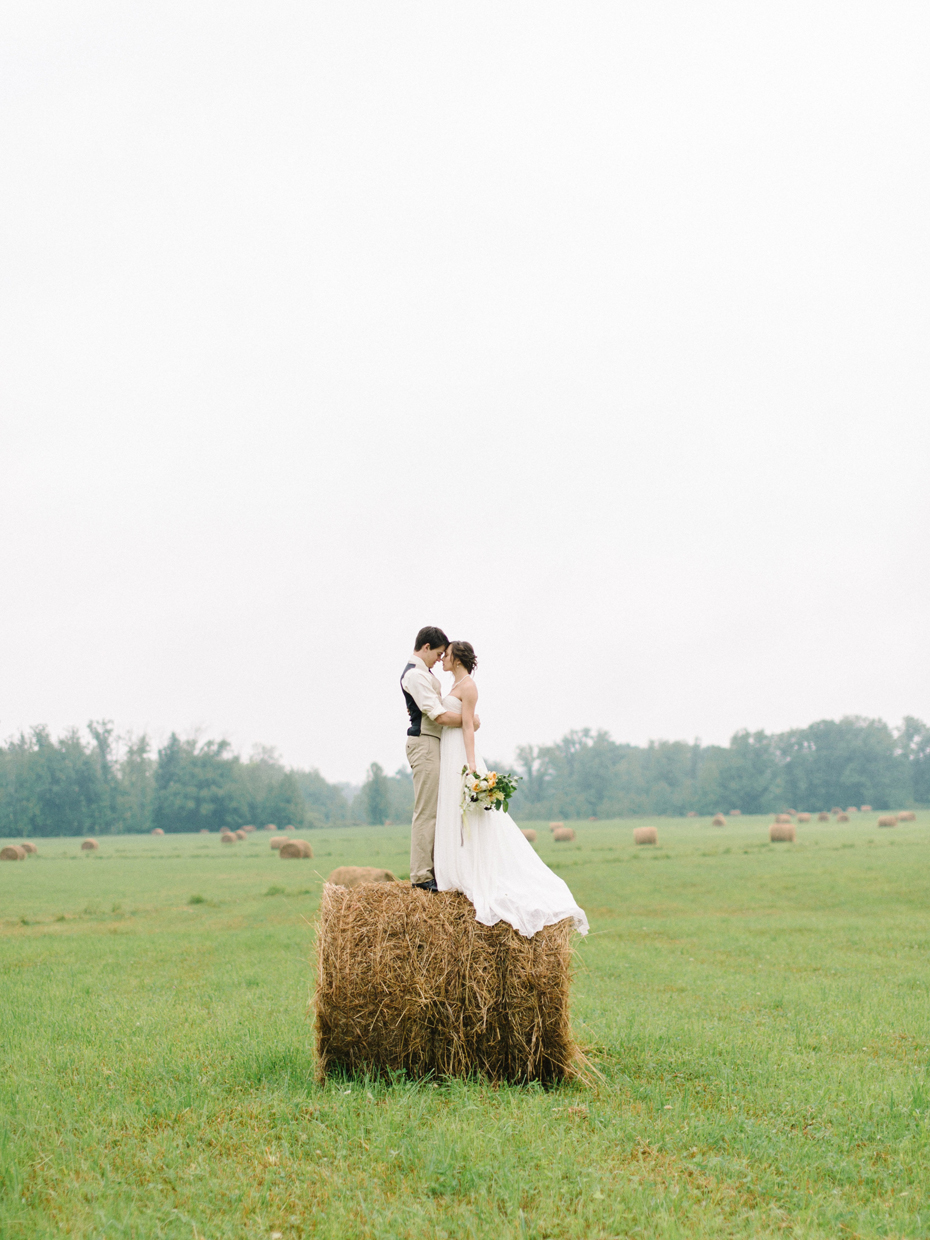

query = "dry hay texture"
[552,827,575,842]
[861,804,872,812]
[220,833,235,844]
[81,839,98,851]
[234,829,247,840]
[269,836,289,850]
[521,829,537,844]
[817,812,830,822]
[729,809,741,816]
[1,844,26,861]
[280,839,314,859]
[314,882,581,1086]
[19,841,37,854]
[548,822,564,832]
[878,815,898,828]
[837,813,850,823]
[774,814,792,824]
[796,813,811,823]
[633,826,658,845]
[327,865,396,887]
[711,814,726,826]
[151,827,164,835]
[898,811,916,822]
[770,823,796,843]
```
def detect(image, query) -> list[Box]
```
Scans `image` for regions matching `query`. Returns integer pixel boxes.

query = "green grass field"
[2,813,929,1239]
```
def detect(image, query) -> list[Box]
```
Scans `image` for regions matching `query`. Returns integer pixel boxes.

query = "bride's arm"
[460,682,479,771]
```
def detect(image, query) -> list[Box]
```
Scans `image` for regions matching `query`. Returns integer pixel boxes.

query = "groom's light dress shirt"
[401,655,444,739]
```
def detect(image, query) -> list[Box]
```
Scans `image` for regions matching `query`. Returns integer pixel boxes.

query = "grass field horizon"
[2,812,929,1238]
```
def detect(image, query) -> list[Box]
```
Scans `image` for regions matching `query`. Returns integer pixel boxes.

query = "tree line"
[1,714,927,837]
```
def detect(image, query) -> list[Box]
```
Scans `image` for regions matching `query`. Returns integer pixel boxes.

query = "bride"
[433,640,589,938]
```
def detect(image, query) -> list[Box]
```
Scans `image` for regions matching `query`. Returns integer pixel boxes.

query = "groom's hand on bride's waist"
[433,712,481,730]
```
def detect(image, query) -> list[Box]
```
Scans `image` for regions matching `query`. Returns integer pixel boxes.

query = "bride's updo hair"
[450,640,478,674]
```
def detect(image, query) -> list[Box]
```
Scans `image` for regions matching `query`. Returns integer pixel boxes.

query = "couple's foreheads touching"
[413,626,477,676]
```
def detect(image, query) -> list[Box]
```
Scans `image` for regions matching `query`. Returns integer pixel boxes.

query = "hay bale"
[796,813,811,823]
[686,811,697,817]
[521,829,538,843]
[242,825,256,833]
[711,814,726,826]
[548,822,564,832]
[279,839,314,859]
[729,809,741,816]
[898,811,916,822]
[860,805,872,813]
[831,806,842,815]
[327,865,397,887]
[633,826,658,845]
[878,815,898,827]
[845,806,857,815]
[1,844,26,861]
[199,829,209,834]
[151,827,164,835]
[269,836,289,850]
[81,839,98,851]
[785,808,797,816]
[314,881,581,1085]
[19,841,37,854]
[552,827,575,842]
[220,832,235,844]
[774,814,792,824]
[837,813,850,822]
[264,824,277,832]
[234,829,246,840]
[817,811,830,822]
[769,823,795,842]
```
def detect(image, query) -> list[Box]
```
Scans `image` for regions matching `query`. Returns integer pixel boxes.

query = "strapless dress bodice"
[441,695,463,713]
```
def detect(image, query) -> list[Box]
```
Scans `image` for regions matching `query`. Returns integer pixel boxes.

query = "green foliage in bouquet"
[461,767,523,815]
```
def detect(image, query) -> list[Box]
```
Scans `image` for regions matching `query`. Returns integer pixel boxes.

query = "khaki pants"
[406,734,441,884]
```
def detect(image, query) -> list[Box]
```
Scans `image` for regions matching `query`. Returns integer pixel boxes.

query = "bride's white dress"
[433,695,589,938]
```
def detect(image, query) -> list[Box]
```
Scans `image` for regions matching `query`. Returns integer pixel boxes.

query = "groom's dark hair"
[414,625,449,651]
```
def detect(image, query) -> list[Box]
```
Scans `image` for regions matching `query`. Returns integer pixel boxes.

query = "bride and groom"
[401,626,588,938]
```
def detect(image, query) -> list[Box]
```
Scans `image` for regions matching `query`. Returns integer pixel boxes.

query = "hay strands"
[314,882,586,1087]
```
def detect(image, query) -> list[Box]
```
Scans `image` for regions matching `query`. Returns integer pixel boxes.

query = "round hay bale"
[770,823,795,843]
[81,839,98,851]
[19,841,37,854]
[314,882,581,1084]
[220,832,235,844]
[242,825,256,833]
[785,808,797,816]
[729,809,741,816]
[633,826,658,845]
[234,829,246,840]
[151,827,164,835]
[860,805,872,813]
[711,814,726,826]
[796,813,811,823]
[264,824,277,832]
[199,829,209,834]
[837,813,850,823]
[774,814,792,824]
[897,811,916,822]
[279,839,314,859]
[269,836,289,850]
[878,815,898,827]
[327,865,397,887]
[521,828,538,844]
[548,822,564,832]
[817,811,830,822]
[552,827,575,842]
[831,806,843,815]
[686,811,697,817]
[1,844,26,861]
[845,806,857,815]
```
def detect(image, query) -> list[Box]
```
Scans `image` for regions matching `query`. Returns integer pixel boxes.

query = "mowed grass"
[2,815,930,1240]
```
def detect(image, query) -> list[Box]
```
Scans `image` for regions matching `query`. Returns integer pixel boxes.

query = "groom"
[401,625,466,892]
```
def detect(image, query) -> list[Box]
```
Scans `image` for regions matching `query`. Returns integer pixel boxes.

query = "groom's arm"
[401,666,464,729]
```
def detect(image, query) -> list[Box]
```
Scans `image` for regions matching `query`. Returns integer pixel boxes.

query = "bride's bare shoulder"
[460,676,478,701]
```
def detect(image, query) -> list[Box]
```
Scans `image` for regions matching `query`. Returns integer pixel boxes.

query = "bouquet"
[461,766,522,817]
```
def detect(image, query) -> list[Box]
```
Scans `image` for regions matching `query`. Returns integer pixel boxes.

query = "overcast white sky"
[2,1,928,783]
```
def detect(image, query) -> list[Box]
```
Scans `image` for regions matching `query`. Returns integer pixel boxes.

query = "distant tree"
[237,747,306,828]
[293,768,353,824]
[152,734,245,833]
[116,733,154,833]
[0,726,107,837]
[778,716,906,811]
[714,730,782,815]
[361,762,391,825]
[896,717,930,805]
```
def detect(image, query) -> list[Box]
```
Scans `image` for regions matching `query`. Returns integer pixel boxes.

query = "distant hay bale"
[549,822,564,832]
[81,839,98,851]
[837,813,850,823]
[633,826,658,845]
[729,809,741,816]
[242,825,256,833]
[897,811,916,822]
[199,829,209,834]
[769,823,795,843]
[686,811,697,817]
[774,814,792,824]
[817,812,830,822]
[845,806,857,815]
[279,839,314,859]
[314,881,581,1085]
[796,813,811,823]
[860,805,872,813]
[831,806,843,815]
[711,814,726,826]
[1,844,26,861]
[264,824,277,832]
[234,829,247,840]
[588,816,597,821]
[220,832,235,844]
[20,841,37,854]
[269,836,288,850]
[521,829,538,843]
[552,827,575,842]
[151,828,164,835]
[878,815,898,827]
[327,865,397,887]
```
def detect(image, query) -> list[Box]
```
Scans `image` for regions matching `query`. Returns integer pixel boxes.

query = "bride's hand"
[474,715,481,730]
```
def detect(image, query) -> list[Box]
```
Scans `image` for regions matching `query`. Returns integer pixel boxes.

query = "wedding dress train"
[433,696,589,938]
